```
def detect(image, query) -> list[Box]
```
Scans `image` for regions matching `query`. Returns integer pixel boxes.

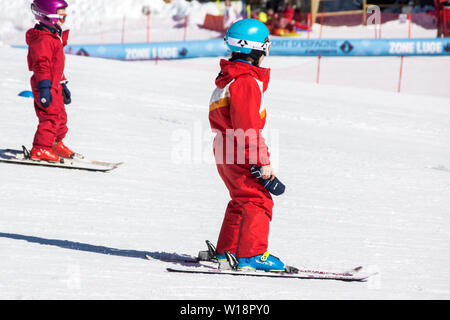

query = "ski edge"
[0,147,122,172]
[0,157,118,172]
[166,267,376,282]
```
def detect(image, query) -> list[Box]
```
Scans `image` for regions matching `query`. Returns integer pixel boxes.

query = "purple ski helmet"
[31,0,68,26]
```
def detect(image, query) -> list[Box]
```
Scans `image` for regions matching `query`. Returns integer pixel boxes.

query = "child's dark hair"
[229,51,265,67]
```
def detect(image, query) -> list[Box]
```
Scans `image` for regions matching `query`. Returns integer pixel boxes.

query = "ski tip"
[351,266,364,274]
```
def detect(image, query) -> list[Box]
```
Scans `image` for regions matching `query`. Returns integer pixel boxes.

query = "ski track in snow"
[0,5,450,298]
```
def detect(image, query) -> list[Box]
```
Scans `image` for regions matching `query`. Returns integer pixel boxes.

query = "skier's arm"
[229,77,270,167]
[28,38,53,84]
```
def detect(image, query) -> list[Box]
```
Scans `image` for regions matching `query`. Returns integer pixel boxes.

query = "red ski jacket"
[209,59,271,167]
[26,25,69,92]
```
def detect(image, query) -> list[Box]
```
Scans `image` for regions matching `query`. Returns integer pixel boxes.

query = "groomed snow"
[0,0,450,300]
[1,44,449,299]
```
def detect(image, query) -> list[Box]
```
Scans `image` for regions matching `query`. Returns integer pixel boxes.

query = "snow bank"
[0,0,439,46]
[0,0,221,44]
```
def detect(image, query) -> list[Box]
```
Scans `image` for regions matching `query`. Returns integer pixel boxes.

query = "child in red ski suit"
[209,59,274,259]
[26,2,74,162]
[209,19,285,272]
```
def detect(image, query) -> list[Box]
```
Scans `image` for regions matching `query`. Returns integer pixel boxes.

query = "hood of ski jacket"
[209,59,271,167]
[26,24,69,90]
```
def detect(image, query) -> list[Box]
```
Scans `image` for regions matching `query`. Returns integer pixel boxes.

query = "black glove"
[250,165,285,196]
[61,82,71,105]
[37,80,52,108]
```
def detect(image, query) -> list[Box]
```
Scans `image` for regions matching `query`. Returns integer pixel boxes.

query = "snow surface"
[1,45,450,299]
[1,0,450,300]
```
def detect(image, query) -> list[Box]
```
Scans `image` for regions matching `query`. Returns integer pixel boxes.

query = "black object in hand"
[250,165,285,196]
[61,83,71,104]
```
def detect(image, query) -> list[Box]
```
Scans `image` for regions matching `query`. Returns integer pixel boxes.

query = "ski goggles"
[32,7,67,24]
[47,12,67,24]
[226,36,271,56]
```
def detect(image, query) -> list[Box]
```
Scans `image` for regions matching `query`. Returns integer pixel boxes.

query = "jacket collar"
[216,59,270,90]
[35,23,62,37]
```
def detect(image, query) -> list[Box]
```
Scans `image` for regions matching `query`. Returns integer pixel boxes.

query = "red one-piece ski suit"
[209,59,273,258]
[26,25,69,150]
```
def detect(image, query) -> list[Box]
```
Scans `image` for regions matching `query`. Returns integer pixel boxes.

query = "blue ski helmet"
[225,19,271,56]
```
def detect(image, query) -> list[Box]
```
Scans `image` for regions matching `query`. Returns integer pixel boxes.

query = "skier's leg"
[55,95,68,143]
[232,181,286,272]
[215,163,243,255]
[217,163,274,259]
[216,200,242,255]
[49,96,76,158]
[236,202,272,258]
[32,100,58,150]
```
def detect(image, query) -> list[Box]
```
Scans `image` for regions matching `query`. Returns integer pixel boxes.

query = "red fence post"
[398,13,412,93]
[183,16,188,41]
[408,13,412,38]
[307,13,311,39]
[316,13,324,84]
[316,54,322,84]
[398,55,404,93]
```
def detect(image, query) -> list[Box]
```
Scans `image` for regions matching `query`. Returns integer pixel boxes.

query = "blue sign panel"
[269,38,450,57]
[14,38,450,60]
[64,39,228,60]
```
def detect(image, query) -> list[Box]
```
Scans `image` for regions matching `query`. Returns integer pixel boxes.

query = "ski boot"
[30,147,60,162]
[237,252,286,272]
[52,141,74,158]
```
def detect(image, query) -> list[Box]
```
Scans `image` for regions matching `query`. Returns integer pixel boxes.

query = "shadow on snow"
[0,232,199,267]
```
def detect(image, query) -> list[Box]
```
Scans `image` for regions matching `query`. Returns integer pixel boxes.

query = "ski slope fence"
[55,38,450,60]
[12,38,450,60]
[12,37,449,93]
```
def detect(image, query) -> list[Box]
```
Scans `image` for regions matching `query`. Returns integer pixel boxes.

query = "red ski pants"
[32,87,68,150]
[216,163,274,258]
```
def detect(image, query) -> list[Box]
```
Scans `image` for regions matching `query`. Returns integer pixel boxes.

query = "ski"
[145,254,200,264]
[166,266,376,282]
[69,152,123,169]
[0,147,122,172]
[147,254,363,279]
[194,240,364,277]
[146,241,372,281]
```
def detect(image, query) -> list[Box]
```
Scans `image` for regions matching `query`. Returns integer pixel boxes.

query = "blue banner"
[64,39,227,60]
[270,38,450,57]
[14,38,450,60]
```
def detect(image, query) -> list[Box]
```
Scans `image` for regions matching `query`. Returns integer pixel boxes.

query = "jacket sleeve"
[28,38,54,84]
[62,29,69,47]
[60,30,70,83]
[229,76,270,166]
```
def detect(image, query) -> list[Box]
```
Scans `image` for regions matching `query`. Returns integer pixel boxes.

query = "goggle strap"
[32,8,66,20]
[47,14,66,19]
[226,36,270,55]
